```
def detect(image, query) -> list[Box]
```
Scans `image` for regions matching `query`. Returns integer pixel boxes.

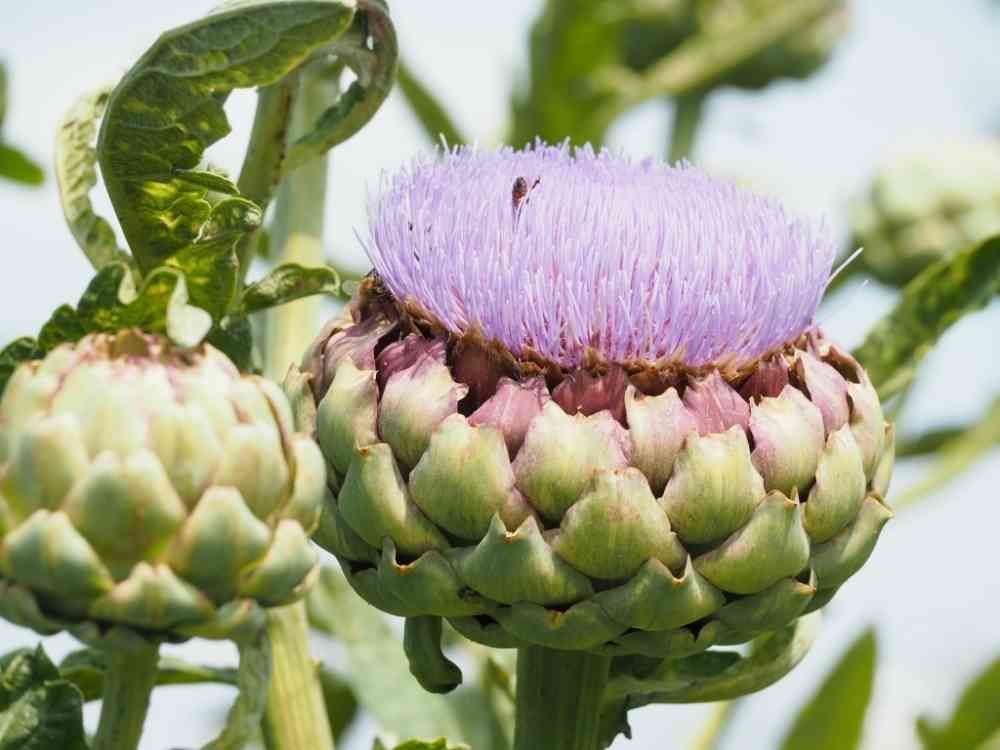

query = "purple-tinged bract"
[364,142,836,369]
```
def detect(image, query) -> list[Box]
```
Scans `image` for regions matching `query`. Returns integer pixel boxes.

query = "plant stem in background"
[263,603,335,750]
[263,66,336,381]
[690,701,737,750]
[236,77,298,283]
[668,93,705,163]
[260,63,337,750]
[92,642,160,750]
[513,647,612,750]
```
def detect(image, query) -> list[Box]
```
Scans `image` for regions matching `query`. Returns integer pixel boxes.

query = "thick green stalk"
[263,603,335,750]
[92,642,159,750]
[259,64,337,750]
[668,93,705,163]
[263,67,335,380]
[236,77,298,283]
[514,646,612,750]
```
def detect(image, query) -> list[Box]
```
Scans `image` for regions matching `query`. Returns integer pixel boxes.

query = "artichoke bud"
[849,140,1000,285]
[301,144,892,666]
[0,330,324,646]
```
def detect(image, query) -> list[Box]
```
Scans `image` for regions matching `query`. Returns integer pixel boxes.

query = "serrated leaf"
[779,629,877,750]
[55,88,126,270]
[0,646,87,750]
[97,1,357,272]
[306,567,465,741]
[854,235,1000,401]
[917,658,1000,750]
[59,649,237,703]
[396,60,466,146]
[895,394,1000,510]
[241,263,342,314]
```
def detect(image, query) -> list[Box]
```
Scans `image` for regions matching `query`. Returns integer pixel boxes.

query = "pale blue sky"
[2,2,1000,748]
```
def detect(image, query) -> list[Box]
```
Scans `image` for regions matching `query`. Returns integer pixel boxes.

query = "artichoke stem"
[92,642,159,750]
[668,93,705,163]
[263,602,335,750]
[514,646,613,750]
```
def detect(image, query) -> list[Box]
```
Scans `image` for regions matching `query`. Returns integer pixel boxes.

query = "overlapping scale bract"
[0,331,324,644]
[305,314,892,656]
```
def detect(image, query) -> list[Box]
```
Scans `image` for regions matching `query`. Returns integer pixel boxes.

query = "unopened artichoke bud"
[849,140,1000,286]
[302,143,893,660]
[623,0,848,92]
[0,330,324,647]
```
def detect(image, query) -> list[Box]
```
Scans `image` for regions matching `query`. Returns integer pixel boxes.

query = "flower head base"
[365,143,836,370]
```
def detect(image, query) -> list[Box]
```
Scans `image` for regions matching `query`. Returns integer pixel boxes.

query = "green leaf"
[854,235,1000,401]
[917,658,1000,750]
[55,88,126,270]
[240,263,342,314]
[396,60,466,145]
[0,63,43,187]
[0,646,87,750]
[0,144,44,186]
[306,567,465,740]
[894,394,1000,510]
[284,0,399,172]
[605,611,822,706]
[318,665,360,742]
[59,649,237,703]
[202,626,271,750]
[0,339,43,396]
[779,628,877,750]
[97,1,357,272]
[75,263,212,348]
[373,739,470,750]
[207,315,255,372]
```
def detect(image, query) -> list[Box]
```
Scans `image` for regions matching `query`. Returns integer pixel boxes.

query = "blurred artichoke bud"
[0,330,324,646]
[297,144,893,658]
[849,140,1000,286]
[623,0,848,91]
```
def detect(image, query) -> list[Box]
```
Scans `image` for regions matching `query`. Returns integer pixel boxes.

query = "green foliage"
[0,263,215,391]
[307,568,466,740]
[55,89,125,270]
[96,1,354,273]
[319,665,361,741]
[202,628,271,750]
[0,63,43,186]
[894,394,1000,509]
[58,649,238,703]
[396,61,467,146]
[240,263,343,314]
[917,657,1000,750]
[606,612,821,709]
[780,629,877,750]
[854,235,1000,401]
[373,739,470,750]
[0,646,87,750]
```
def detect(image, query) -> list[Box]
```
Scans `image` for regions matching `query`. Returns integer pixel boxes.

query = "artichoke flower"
[296,144,893,659]
[849,140,1000,286]
[0,330,324,646]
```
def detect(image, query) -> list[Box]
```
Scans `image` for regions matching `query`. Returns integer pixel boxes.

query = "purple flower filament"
[363,142,836,370]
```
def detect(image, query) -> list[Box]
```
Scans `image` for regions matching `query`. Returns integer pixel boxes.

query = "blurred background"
[2,1,1000,748]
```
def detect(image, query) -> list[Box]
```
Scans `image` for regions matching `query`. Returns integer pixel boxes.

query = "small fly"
[511,176,541,215]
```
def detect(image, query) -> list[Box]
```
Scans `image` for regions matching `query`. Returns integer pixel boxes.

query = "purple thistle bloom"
[364,142,835,370]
